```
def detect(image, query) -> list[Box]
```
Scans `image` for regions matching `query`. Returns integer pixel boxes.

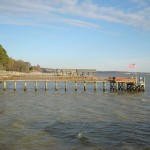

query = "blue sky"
[0,0,150,72]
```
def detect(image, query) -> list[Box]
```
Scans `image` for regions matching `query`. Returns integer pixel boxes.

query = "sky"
[0,0,150,72]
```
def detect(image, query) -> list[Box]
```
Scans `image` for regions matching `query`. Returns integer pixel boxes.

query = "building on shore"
[76,69,96,76]
[42,68,96,76]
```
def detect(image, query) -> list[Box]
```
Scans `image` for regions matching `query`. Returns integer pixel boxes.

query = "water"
[0,73,150,150]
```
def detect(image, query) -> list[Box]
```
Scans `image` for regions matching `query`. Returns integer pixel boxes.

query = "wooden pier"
[0,75,145,92]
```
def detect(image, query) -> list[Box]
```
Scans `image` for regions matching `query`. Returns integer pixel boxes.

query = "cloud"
[0,0,150,30]
[129,0,150,7]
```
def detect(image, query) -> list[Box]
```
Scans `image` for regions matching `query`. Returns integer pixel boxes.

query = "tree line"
[0,44,41,72]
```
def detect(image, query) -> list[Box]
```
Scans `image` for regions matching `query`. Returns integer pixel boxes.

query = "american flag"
[129,64,136,68]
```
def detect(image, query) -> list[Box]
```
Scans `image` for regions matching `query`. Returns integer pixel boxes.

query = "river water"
[0,72,150,150]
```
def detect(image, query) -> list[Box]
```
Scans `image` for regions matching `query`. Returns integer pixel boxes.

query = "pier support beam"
[140,84,145,91]
[110,82,118,91]
[75,81,77,91]
[24,81,27,91]
[84,81,86,91]
[3,81,6,91]
[35,81,38,91]
[120,82,127,91]
[14,81,16,91]
[45,81,47,91]
[65,81,67,91]
[94,82,97,91]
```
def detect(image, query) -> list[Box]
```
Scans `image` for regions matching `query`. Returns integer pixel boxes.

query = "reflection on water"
[0,73,150,150]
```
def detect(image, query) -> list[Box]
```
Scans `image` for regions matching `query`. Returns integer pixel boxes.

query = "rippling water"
[0,73,150,150]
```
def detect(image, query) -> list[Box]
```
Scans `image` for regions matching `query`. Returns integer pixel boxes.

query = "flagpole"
[129,64,137,83]
[135,65,137,84]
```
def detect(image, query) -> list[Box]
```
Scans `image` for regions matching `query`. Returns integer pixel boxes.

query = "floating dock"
[0,75,145,92]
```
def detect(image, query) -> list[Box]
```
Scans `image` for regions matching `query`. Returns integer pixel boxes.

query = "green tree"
[0,45,9,70]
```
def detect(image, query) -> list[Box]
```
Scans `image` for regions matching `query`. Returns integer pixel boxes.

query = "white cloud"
[0,0,150,30]
[129,0,150,7]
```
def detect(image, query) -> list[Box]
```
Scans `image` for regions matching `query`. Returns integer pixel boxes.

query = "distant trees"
[10,60,31,72]
[0,44,39,72]
[32,64,41,72]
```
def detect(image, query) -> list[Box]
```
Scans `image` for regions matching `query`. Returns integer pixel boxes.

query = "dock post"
[94,81,97,91]
[45,81,47,91]
[103,82,106,91]
[75,81,77,91]
[84,81,86,91]
[35,81,38,91]
[3,81,6,91]
[65,81,67,91]
[55,81,58,91]
[14,81,16,91]
[24,81,27,91]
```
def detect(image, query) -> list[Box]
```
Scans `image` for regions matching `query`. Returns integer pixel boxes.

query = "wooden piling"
[65,81,67,91]
[116,82,118,91]
[94,81,97,91]
[24,81,27,91]
[3,81,6,91]
[123,83,127,91]
[14,81,16,91]
[103,82,106,91]
[45,81,47,91]
[84,81,86,91]
[75,81,77,91]
[55,81,58,91]
[35,81,38,91]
